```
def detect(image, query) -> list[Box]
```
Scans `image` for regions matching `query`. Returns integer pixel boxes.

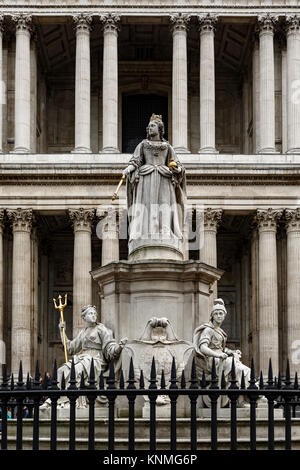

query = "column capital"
[203,208,223,231]
[170,13,191,34]
[256,14,279,35]
[254,208,283,232]
[100,13,120,34]
[73,13,92,33]
[69,208,95,232]
[198,14,218,34]
[286,15,300,34]
[12,14,33,33]
[7,208,33,233]
[285,208,300,232]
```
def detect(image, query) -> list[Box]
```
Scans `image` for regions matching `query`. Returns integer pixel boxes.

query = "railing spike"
[160,369,166,389]
[181,370,186,389]
[294,372,299,390]
[149,357,157,389]
[33,360,40,388]
[80,371,85,390]
[88,357,96,389]
[68,357,77,390]
[221,370,226,389]
[277,371,282,390]
[190,357,198,389]
[107,361,116,389]
[259,371,264,389]
[26,372,31,390]
[119,369,125,389]
[240,370,246,390]
[11,373,14,390]
[267,358,274,388]
[50,360,58,390]
[210,357,218,389]
[139,370,145,389]
[127,357,136,390]
[170,357,178,390]
[99,371,105,390]
[17,360,24,389]
[61,371,66,390]
[285,358,291,388]
[201,371,207,389]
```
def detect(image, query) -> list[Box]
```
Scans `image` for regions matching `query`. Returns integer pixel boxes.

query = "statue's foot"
[156,395,170,406]
[40,399,51,409]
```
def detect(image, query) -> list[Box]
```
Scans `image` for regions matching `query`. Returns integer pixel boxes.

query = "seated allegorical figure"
[193,298,251,407]
[42,305,127,408]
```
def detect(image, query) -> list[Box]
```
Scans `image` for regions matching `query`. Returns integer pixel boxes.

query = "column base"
[198,147,219,154]
[71,147,92,154]
[10,147,31,154]
[100,147,120,154]
[173,146,191,154]
[286,148,300,154]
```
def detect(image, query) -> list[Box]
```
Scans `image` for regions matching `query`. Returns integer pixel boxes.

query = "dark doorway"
[122,94,168,153]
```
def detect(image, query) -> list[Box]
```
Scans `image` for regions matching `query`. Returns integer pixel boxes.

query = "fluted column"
[97,207,119,265]
[100,13,120,153]
[0,210,4,344]
[69,208,95,338]
[281,44,288,153]
[198,14,218,154]
[170,13,190,153]
[286,16,300,153]
[0,17,4,154]
[257,14,277,153]
[285,209,300,372]
[252,36,260,153]
[7,209,33,375]
[72,14,92,154]
[12,15,32,153]
[255,208,283,373]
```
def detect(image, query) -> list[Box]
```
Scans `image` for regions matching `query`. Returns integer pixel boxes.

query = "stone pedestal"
[91,260,223,344]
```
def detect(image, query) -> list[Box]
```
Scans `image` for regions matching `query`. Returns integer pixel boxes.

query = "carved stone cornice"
[285,208,300,232]
[257,14,279,35]
[203,208,223,232]
[73,13,92,34]
[100,13,120,34]
[7,208,33,233]
[198,13,218,34]
[68,207,95,232]
[170,13,190,34]
[286,15,300,35]
[12,14,32,33]
[254,208,283,232]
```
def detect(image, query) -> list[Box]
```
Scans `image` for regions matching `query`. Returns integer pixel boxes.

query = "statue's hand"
[122,165,135,176]
[171,166,181,174]
[218,352,228,360]
[119,337,128,347]
[234,350,242,359]
[59,321,66,330]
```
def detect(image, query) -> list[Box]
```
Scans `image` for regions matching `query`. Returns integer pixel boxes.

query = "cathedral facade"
[0,1,299,378]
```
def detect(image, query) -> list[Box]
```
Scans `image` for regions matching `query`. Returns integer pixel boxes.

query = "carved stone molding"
[254,208,283,232]
[257,14,279,34]
[285,208,300,232]
[286,15,300,35]
[170,13,191,33]
[198,13,218,34]
[68,208,95,232]
[7,208,33,233]
[73,13,92,33]
[12,14,32,33]
[100,13,120,34]
[203,208,223,231]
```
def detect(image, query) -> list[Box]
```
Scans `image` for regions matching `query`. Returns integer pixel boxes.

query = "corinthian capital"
[73,13,92,33]
[7,208,33,232]
[12,14,32,32]
[286,15,300,34]
[285,208,300,232]
[170,13,191,33]
[254,208,283,232]
[68,208,95,231]
[257,14,279,34]
[100,13,120,33]
[203,208,223,231]
[198,14,218,33]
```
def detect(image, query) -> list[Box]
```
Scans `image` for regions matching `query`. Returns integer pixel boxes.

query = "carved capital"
[73,13,92,34]
[12,14,32,33]
[257,14,278,35]
[285,208,300,232]
[100,13,120,34]
[68,208,95,232]
[203,208,223,231]
[198,14,218,34]
[286,15,300,35]
[254,208,283,232]
[7,208,33,233]
[170,13,191,34]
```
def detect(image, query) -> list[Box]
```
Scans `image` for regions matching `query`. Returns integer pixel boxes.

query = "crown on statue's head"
[150,113,162,122]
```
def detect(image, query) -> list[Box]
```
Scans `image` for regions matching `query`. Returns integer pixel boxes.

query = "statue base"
[128,238,183,262]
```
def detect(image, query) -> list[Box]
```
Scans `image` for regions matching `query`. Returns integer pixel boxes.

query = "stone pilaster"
[170,13,190,153]
[72,14,92,154]
[254,208,283,373]
[286,16,300,153]
[100,13,120,153]
[257,14,278,153]
[0,209,4,344]
[7,208,33,375]
[11,15,32,153]
[198,14,218,154]
[97,207,120,266]
[285,209,300,372]
[69,208,95,338]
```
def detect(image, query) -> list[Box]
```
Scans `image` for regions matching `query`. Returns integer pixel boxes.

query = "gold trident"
[53,294,68,363]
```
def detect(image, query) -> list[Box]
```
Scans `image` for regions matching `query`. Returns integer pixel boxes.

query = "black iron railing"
[0,357,299,451]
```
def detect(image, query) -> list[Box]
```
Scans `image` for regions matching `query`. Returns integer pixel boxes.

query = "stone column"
[12,15,32,154]
[281,45,288,154]
[257,14,277,153]
[0,210,4,344]
[0,17,4,154]
[285,209,300,373]
[250,227,259,367]
[97,207,120,266]
[100,13,120,153]
[255,208,283,373]
[72,14,92,154]
[170,13,190,153]
[286,16,300,153]
[252,36,260,154]
[69,208,94,338]
[198,14,218,153]
[30,33,37,154]
[7,209,33,375]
